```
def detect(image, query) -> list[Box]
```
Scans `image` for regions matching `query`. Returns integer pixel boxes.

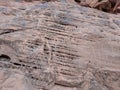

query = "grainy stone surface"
[0,0,120,90]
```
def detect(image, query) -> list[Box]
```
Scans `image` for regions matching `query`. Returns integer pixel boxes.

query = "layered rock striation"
[0,0,120,90]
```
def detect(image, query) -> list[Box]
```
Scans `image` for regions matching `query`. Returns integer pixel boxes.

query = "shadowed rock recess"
[0,0,120,90]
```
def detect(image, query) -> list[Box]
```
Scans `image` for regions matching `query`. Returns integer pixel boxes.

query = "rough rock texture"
[0,0,120,90]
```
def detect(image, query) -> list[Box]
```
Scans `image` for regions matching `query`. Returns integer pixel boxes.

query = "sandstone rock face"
[0,69,33,90]
[0,0,120,90]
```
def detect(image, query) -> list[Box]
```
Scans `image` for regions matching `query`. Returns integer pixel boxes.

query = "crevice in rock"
[0,29,20,35]
[0,54,11,61]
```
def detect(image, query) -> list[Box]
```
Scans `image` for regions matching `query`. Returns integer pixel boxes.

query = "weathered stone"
[0,0,120,90]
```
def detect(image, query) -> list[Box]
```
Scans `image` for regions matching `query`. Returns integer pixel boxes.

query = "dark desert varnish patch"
[110,0,120,12]
[74,0,120,14]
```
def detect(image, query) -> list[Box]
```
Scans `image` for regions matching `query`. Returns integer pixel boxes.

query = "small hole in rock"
[74,0,81,3]
[13,62,21,66]
[0,54,11,61]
